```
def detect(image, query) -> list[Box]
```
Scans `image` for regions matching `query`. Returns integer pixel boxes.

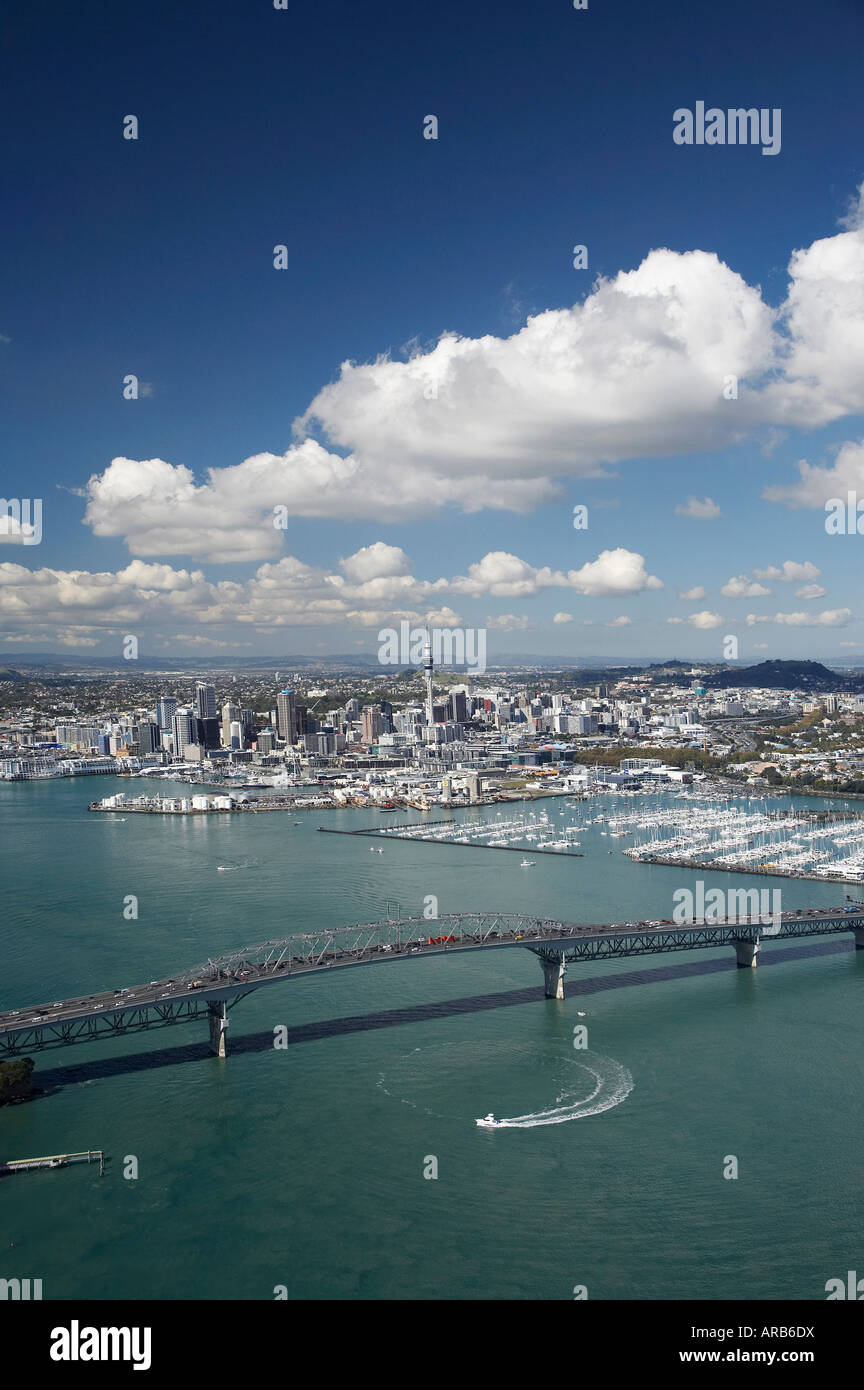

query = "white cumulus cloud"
[746,609,851,628]
[721,575,772,598]
[485,613,532,631]
[675,497,722,520]
[763,439,864,513]
[74,182,864,560]
[447,548,662,598]
[752,560,821,582]
[668,611,725,629]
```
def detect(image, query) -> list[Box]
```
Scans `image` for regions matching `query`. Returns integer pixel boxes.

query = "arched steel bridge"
[1,906,862,1059]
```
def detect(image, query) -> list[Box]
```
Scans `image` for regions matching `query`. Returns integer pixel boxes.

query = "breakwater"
[317,826,584,857]
[624,850,864,886]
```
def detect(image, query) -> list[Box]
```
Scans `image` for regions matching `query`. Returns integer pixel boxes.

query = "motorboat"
[476,1113,498,1128]
[520,858,536,868]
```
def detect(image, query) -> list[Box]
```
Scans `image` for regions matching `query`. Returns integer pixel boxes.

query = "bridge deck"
[1,908,861,1056]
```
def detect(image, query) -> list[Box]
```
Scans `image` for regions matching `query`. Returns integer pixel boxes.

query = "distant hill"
[702,659,843,691]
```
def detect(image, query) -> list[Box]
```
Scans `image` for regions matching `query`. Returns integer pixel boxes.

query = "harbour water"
[2,777,863,1300]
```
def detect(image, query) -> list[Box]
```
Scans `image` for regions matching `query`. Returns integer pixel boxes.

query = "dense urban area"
[4,656,864,811]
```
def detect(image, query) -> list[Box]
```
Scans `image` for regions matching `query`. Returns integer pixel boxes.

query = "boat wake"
[476,1053,633,1129]
[216,859,259,872]
[378,1041,633,1129]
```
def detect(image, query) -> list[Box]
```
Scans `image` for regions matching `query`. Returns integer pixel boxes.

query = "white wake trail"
[479,1054,634,1129]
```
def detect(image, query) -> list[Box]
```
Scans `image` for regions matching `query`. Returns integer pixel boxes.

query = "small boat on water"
[476,1113,498,1128]
[520,858,536,868]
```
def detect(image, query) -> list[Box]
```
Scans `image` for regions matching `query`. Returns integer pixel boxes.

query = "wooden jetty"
[0,1149,104,1177]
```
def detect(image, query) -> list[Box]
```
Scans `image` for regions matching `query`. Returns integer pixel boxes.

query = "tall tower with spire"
[423,637,434,726]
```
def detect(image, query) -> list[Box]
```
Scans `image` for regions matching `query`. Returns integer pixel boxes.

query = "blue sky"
[2,0,863,662]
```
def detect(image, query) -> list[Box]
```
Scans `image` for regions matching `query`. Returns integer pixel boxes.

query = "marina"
[611,793,864,883]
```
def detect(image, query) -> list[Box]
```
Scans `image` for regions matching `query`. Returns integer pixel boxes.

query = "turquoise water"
[1,778,862,1300]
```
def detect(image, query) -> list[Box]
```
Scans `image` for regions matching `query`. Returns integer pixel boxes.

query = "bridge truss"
[1,911,860,1059]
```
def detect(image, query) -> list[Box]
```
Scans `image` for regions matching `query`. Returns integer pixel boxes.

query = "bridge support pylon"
[732,938,759,969]
[541,953,567,1000]
[208,1001,228,1057]
[854,927,864,950]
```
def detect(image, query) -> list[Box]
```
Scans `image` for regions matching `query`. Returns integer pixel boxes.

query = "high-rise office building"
[449,690,468,722]
[156,696,177,732]
[221,701,241,747]
[317,729,336,756]
[195,682,218,720]
[172,707,197,757]
[137,719,160,755]
[196,717,221,750]
[277,689,297,743]
[361,705,382,743]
